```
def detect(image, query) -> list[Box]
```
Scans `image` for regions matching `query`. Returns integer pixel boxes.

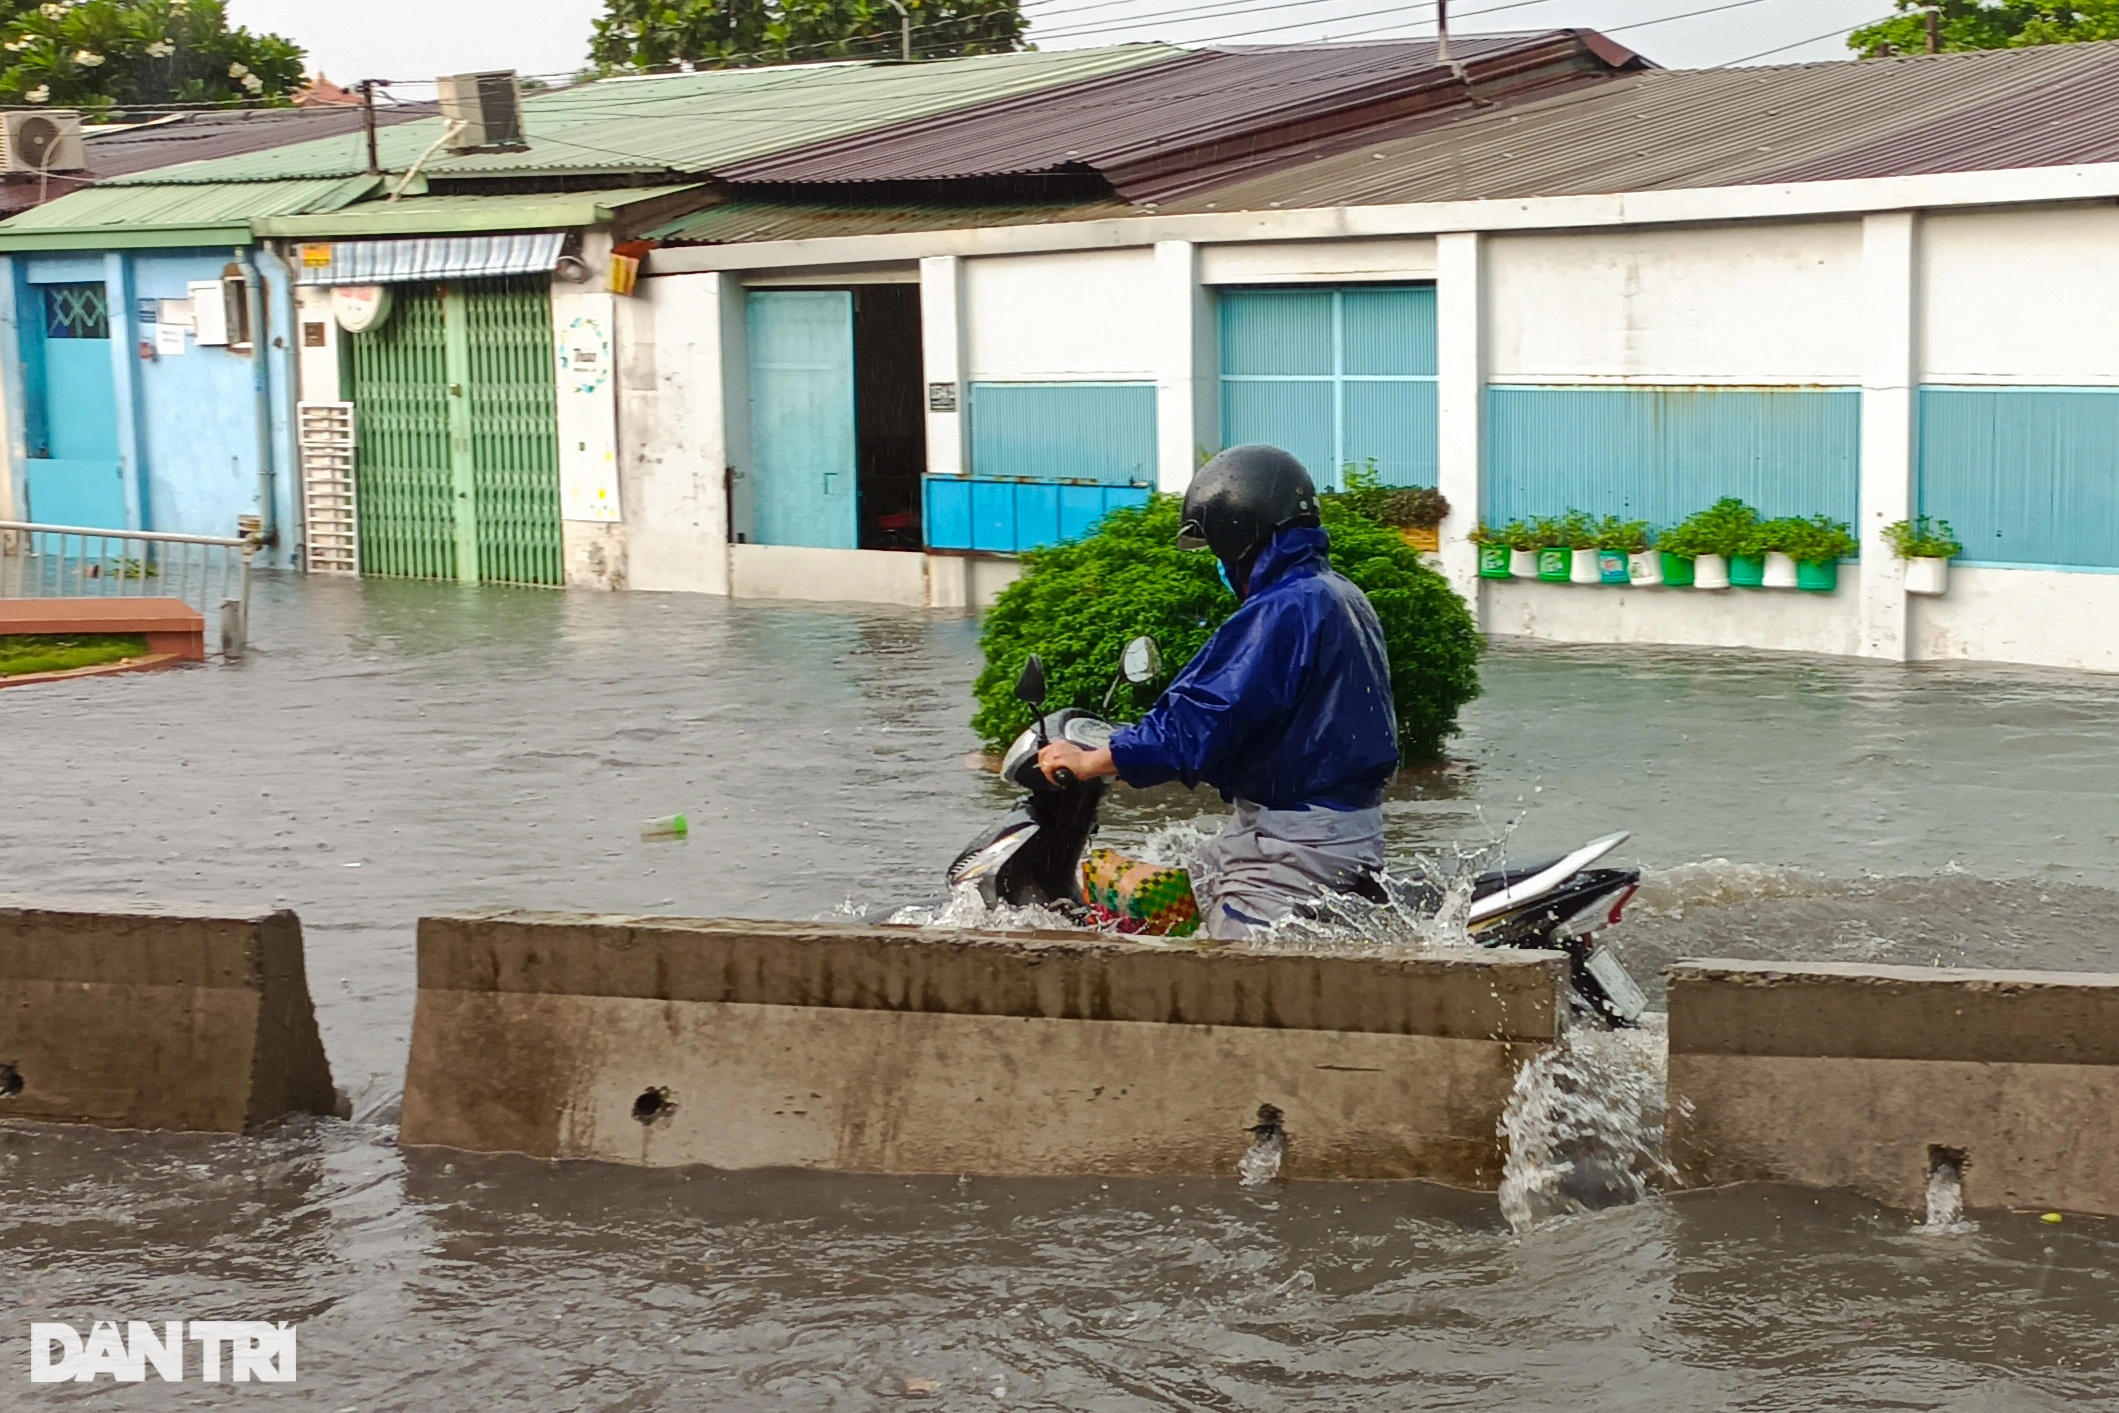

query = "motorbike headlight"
[999,727,1040,785]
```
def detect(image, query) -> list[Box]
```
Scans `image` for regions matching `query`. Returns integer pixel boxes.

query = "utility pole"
[886,0,911,61]
[360,79,380,175]
[1436,0,1451,66]
[1924,5,1941,53]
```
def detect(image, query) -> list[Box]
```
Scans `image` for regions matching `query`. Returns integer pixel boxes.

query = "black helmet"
[1178,444,1321,567]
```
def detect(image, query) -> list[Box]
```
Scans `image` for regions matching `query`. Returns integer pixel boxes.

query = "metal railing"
[0,521,257,657]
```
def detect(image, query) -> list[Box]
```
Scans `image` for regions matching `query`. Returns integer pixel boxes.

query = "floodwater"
[5,577,2119,1409]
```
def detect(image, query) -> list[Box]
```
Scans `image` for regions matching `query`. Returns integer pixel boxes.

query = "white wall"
[617,272,734,595]
[1921,205,2119,385]
[1915,567,2119,673]
[963,248,1160,381]
[1484,573,1865,657]
[291,284,341,406]
[1485,221,1865,383]
[1199,237,1437,285]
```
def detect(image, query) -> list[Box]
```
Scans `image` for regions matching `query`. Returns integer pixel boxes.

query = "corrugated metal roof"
[84,103,439,177]
[293,232,566,285]
[0,176,375,250]
[255,184,701,237]
[650,198,1132,244]
[103,46,1183,186]
[1160,43,2119,213]
[717,32,1646,200]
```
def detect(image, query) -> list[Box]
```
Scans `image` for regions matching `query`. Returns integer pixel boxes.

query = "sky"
[228,0,1898,93]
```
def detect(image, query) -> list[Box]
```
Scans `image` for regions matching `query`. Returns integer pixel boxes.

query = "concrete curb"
[402,912,1570,1184]
[0,897,341,1133]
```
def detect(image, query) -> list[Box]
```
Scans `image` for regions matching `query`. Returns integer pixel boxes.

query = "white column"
[1858,211,1918,661]
[919,255,966,479]
[1434,231,1484,608]
[1152,239,1214,494]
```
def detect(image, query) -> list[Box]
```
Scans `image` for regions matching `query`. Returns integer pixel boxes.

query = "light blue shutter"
[1918,385,2119,569]
[746,290,857,549]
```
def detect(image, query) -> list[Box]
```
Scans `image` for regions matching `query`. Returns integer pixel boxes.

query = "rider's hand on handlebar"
[1036,741,1116,785]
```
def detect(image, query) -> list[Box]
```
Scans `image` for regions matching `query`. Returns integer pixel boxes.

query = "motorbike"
[948,639,1650,1027]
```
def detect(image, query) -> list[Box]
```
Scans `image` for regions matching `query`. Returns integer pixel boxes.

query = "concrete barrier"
[0,899,341,1133]
[401,912,1567,1184]
[1667,960,2119,1216]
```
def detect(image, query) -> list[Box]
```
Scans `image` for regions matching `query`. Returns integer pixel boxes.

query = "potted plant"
[1654,519,1699,588]
[1668,498,1760,590]
[1531,514,1576,583]
[1546,511,1601,584]
[1753,517,1803,589]
[1594,516,1652,586]
[1505,519,1542,578]
[1883,516,1962,596]
[1334,461,1448,552]
[1470,523,1512,579]
[1778,515,1857,593]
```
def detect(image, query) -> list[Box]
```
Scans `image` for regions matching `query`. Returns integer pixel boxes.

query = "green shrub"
[1882,515,1963,559]
[1661,497,1760,558]
[971,494,1483,761]
[1594,516,1650,553]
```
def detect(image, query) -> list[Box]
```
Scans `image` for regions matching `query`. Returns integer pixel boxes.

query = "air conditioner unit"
[0,111,86,173]
[437,70,526,153]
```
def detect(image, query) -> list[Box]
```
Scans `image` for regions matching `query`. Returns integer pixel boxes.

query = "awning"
[294,232,566,286]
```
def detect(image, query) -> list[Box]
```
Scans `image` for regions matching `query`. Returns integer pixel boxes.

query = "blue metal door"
[747,290,857,549]
[25,280,125,527]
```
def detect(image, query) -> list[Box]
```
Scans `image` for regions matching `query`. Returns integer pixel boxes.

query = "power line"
[1716,11,1889,64]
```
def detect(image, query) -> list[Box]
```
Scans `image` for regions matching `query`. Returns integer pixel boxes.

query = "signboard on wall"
[330,284,393,334]
[554,297,620,523]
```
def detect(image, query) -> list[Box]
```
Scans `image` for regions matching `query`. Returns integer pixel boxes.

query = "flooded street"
[5,577,2119,1409]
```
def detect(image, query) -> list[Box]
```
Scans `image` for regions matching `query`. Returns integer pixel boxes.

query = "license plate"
[1585,945,1648,1023]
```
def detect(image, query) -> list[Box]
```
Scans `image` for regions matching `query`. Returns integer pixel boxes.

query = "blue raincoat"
[1109,525,1398,811]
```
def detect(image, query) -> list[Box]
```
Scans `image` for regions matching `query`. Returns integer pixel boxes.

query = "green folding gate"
[345,278,562,586]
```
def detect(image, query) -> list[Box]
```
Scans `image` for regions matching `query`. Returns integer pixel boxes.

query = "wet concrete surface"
[5,576,2119,1408]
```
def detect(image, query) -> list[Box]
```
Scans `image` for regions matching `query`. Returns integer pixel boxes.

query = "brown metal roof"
[717,32,1649,202]
[1159,43,2119,213]
[653,198,1133,244]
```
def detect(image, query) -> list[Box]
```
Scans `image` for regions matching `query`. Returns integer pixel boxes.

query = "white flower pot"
[1906,555,1950,596]
[1693,553,1730,590]
[1628,550,1662,587]
[1509,548,1539,578]
[1569,548,1601,584]
[1762,550,1799,588]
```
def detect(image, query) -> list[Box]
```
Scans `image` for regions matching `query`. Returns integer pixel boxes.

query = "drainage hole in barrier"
[0,1063,19,1098]
[632,1087,675,1124]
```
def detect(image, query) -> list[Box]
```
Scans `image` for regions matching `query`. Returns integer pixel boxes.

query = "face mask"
[1219,557,1249,599]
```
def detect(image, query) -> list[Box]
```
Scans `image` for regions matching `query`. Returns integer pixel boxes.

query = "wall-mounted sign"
[556,314,611,396]
[927,382,958,413]
[300,244,333,269]
[330,284,393,334]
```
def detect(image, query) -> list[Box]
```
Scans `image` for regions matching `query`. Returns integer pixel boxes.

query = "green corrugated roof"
[254,184,703,237]
[650,198,1132,244]
[110,46,1183,186]
[0,176,375,250]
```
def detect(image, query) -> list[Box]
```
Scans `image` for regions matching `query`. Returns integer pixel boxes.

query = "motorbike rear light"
[1559,883,1638,941]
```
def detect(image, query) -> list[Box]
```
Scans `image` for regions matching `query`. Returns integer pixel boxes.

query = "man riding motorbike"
[1034,444,1399,940]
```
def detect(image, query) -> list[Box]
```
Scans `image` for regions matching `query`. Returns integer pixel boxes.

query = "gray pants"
[1190,800,1385,940]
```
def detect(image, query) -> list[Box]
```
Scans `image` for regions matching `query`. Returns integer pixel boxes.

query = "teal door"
[25,280,125,527]
[747,290,857,549]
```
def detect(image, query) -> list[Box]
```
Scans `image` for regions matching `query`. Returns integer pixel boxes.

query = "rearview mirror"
[1015,654,1046,707]
[1120,636,1162,684]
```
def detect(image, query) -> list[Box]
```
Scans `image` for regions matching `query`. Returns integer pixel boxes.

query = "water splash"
[1240,837,1509,957]
[1919,1152,1975,1235]
[1499,1016,1674,1232]
[1237,1105,1287,1186]
[886,883,1079,933]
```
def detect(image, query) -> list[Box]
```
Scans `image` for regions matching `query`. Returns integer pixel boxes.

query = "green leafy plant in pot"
[1502,519,1543,578]
[1593,516,1651,586]
[1772,515,1857,593]
[1528,514,1574,583]
[1883,515,1962,597]
[1469,523,1513,579]
[1665,497,1760,590]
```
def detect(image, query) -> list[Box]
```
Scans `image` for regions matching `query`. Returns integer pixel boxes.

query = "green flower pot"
[1477,544,1512,579]
[1729,553,1766,588]
[1596,550,1631,584]
[1796,558,1840,593]
[1659,552,1695,587]
[1536,547,1571,582]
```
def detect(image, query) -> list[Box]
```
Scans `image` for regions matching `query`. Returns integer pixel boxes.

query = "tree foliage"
[1849,0,2119,57]
[588,0,1024,71]
[971,494,1483,762]
[0,0,302,109]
